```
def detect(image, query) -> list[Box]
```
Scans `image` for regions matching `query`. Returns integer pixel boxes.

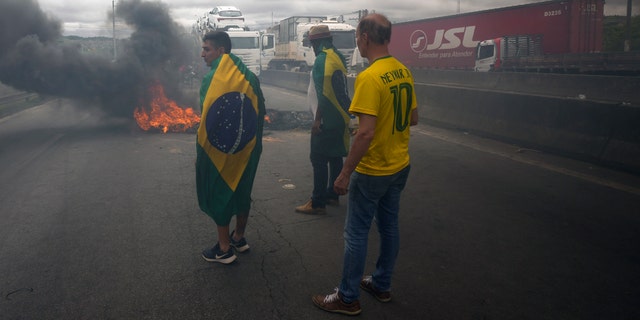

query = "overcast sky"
[36,0,637,37]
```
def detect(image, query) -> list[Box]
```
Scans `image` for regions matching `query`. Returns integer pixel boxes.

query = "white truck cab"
[228,30,266,76]
[474,39,499,72]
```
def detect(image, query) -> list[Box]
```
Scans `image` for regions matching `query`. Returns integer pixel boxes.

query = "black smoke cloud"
[0,0,193,118]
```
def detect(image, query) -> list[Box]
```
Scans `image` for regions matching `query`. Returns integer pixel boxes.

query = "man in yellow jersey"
[312,13,418,315]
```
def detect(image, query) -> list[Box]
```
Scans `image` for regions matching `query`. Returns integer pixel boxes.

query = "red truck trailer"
[389,0,604,70]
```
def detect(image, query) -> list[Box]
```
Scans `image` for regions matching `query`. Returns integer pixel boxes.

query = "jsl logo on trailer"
[409,26,479,53]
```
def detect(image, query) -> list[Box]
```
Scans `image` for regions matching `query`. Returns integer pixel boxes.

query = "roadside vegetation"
[603,15,640,52]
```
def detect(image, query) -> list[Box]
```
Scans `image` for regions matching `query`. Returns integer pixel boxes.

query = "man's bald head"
[357,13,392,45]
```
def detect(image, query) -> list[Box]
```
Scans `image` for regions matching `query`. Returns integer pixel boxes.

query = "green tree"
[603,15,640,52]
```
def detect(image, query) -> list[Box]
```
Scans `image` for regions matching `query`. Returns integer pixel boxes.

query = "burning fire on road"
[132,82,313,134]
[133,83,200,133]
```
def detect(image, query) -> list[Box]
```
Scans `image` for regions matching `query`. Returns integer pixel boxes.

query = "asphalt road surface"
[1,85,639,320]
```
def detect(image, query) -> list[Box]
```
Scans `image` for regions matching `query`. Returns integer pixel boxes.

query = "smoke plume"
[0,0,193,118]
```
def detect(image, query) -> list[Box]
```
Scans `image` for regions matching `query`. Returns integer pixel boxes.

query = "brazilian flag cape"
[196,53,265,226]
[310,44,351,157]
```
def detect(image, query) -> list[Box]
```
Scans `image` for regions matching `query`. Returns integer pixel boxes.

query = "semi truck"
[191,6,268,76]
[226,30,265,76]
[265,16,356,72]
[389,0,639,74]
[192,25,271,76]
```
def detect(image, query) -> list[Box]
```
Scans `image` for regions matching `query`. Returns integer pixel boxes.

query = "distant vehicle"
[266,16,356,72]
[475,34,640,75]
[227,30,266,76]
[207,6,247,31]
[388,0,639,74]
[193,14,209,35]
[350,46,369,74]
[475,35,543,72]
[260,33,276,72]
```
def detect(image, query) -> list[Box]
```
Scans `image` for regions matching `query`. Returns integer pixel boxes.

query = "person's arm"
[312,107,322,135]
[310,62,324,135]
[410,108,418,126]
[333,113,376,195]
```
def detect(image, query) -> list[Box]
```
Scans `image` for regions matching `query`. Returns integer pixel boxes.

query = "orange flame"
[134,83,200,133]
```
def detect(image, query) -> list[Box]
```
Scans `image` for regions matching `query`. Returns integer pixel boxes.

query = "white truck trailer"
[265,16,356,72]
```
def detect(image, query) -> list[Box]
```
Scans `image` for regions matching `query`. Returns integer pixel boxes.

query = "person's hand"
[311,120,322,135]
[333,172,350,195]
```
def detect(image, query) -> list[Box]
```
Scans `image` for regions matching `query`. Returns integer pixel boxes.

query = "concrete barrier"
[259,70,640,173]
[412,69,640,105]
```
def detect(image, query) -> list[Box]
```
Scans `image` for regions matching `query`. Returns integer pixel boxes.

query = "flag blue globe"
[205,92,257,154]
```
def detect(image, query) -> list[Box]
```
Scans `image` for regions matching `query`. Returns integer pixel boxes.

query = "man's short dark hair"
[202,31,232,53]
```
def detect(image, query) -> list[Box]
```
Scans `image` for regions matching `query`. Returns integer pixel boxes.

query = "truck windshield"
[332,31,356,49]
[230,37,259,49]
[477,44,495,60]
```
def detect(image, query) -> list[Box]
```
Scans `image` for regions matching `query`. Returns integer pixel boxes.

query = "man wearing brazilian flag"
[294,25,352,215]
[196,31,265,264]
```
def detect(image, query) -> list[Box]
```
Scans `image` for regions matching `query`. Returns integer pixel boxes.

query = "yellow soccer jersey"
[349,56,417,176]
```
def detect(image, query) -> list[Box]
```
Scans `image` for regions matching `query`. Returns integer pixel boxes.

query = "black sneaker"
[202,243,236,264]
[230,230,250,253]
[360,275,391,302]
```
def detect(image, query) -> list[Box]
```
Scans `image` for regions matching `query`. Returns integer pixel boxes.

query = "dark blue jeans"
[339,165,411,303]
[310,151,343,208]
